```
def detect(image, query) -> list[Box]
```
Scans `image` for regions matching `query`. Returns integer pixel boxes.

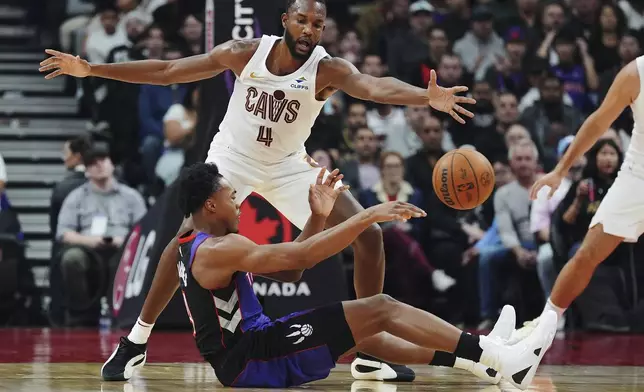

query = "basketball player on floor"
[39,0,492,382]
[138,161,556,389]
[508,55,644,342]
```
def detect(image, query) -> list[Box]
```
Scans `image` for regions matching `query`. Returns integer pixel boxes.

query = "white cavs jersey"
[210,35,329,163]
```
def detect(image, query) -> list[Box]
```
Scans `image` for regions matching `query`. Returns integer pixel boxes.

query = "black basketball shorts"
[210,302,355,388]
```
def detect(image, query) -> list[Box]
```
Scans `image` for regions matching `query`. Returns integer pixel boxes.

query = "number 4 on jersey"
[257,126,274,147]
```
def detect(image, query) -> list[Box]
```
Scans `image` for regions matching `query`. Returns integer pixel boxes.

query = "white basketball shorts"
[590,169,644,242]
[205,144,343,230]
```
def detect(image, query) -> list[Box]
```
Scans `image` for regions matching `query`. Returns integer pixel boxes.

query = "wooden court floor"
[3,329,644,391]
[2,363,644,392]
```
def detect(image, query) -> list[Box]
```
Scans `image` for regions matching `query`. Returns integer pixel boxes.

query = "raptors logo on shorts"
[286,324,313,344]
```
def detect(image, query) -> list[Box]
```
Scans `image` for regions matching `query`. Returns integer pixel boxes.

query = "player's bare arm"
[261,168,347,283]
[38,39,260,85]
[530,61,640,200]
[317,57,476,124]
[191,201,425,290]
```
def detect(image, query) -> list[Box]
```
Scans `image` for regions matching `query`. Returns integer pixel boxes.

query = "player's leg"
[549,224,623,310]
[326,192,384,298]
[101,217,191,381]
[354,304,516,384]
[102,150,259,381]
[216,295,554,389]
[508,171,643,344]
[342,295,556,390]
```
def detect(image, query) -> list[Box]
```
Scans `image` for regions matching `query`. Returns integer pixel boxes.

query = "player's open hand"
[39,49,91,79]
[308,168,350,217]
[530,170,566,200]
[427,69,476,124]
[366,201,427,223]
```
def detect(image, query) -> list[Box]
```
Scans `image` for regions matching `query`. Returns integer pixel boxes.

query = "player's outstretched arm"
[261,168,347,283]
[320,57,476,124]
[193,202,426,289]
[38,39,257,85]
[530,60,639,200]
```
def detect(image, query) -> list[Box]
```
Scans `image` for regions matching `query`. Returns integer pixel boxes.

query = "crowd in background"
[15,0,644,331]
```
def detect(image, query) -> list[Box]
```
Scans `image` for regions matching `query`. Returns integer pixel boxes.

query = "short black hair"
[67,135,92,156]
[82,144,110,167]
[285,0,326,13]
[178,163,224,218]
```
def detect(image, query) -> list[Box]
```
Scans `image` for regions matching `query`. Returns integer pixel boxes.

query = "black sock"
[453,332,482,362]
[429,351,456,367]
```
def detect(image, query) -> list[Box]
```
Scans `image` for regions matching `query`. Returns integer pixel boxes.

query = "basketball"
[432,148,495,210]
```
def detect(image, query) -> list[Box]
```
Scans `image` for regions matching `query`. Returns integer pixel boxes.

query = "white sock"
[453,357,472,370]
[543,298,566,320]
[127,317,154,344]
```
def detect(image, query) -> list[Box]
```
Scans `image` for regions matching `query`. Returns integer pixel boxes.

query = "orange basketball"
[432,148,495,210]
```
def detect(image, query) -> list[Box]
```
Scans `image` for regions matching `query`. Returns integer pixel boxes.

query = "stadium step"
[0,3,78,302]
[0,96,78,116]
[0,118,89,139]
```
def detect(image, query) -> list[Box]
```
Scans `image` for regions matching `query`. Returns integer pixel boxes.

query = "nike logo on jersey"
[250,72,263,79]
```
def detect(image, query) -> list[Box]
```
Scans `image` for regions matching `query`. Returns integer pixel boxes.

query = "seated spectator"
[587,3,627,75]
[50,136,91,238]
[55,146,146,326]
[359,151,456,306]
[504,123,532,151]
[332,101,368,160]
[156,83,199,186]
[360,151,424,237]
[85,4,129,64]
[555,139,630,331]
[178,14,203,56]
[138,48,188,192]
[48,135,92,326]
[560,139,622,261]
[530,136,586,301]
[518,57,575,113]
[484,28,530,99]
[548,27,599,113]
[338,30,362,65]
[520,72,584,162]
[453,5,506,81]
[407,26,450,88]
[320,16,340,57]
[469,91,519,164]
[338,127,381,195]
[478,141,539,326]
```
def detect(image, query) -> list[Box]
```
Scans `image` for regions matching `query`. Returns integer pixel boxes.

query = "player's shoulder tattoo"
[228,38,261,53]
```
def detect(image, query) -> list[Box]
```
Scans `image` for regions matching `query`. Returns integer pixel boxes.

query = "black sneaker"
[101,337,147,381]
[350,352,415,382]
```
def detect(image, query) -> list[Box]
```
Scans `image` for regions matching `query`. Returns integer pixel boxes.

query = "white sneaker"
[458,305,516,384]
[489,305,516,344]
[506,317,540,346]
[479,310,557,390]
[351,354,415,381]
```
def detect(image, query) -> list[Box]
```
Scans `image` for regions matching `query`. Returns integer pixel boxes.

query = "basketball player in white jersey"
[39,0,499,383]
[504,56,644,344]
